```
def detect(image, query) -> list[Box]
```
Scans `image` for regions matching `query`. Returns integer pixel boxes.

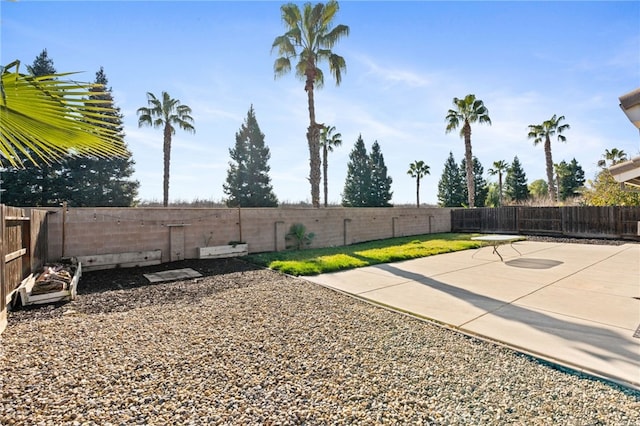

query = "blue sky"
[2,1,639,205]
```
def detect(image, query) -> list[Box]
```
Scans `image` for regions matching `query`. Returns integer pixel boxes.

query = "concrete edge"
[302,277,640,394]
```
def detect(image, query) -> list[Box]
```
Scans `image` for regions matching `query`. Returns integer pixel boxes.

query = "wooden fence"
[451,206,640,240]
[0,205,48,333]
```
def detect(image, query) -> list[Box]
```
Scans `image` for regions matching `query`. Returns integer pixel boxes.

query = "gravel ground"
[2,253,639,425]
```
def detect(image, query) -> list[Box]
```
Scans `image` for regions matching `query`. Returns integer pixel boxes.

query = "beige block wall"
[46,207,452,263]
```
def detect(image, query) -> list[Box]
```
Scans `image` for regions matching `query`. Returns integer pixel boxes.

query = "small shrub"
[285,223,315,250]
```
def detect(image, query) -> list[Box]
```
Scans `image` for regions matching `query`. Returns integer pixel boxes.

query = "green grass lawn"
[244,232,485,276]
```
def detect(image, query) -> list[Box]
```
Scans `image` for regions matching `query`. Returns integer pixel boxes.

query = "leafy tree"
[556,158,584,201]
[223,105,278,207]
[407,160,430,207]
[528,179,549,199]
[342,135,371,207]
[505,156,529,202]
[320,125,342,207]
[597,148,628,168]
[369,141,393,207]
[583,169,640,206]
[64,68,139,206]
[437,152,466,207]
[488,160,509,207]
[137,91,195,207]
[272,0,349,208]
[485,182,501,208]
[460,156,488,207]
[527,114,570,202]
[445,94,491,208]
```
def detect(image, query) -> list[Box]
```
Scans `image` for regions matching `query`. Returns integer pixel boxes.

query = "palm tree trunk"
[463,121,475,207]
[498,172,503,207]
[544,136,556,202]
[416,178,420,208]
[323,144,329,207]
[163,124,172,207]
[305,71,321,208]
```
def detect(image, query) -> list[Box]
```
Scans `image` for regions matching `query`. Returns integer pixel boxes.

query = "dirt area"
[8,258,269,324]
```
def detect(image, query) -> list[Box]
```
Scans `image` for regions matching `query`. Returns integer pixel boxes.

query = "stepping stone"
[144,268,202,283]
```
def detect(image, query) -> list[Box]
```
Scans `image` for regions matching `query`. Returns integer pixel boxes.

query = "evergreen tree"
[557,158,585,200]
[223,105,278,207]
[342,135,371,207]
[460,156,488,207]
[437,152,466,207]
[26,49,56,76]
[368,141,393,207]
[505,156,529,202]
[65,67,139,206]
[3,61,139,207]
[3,50,59,206]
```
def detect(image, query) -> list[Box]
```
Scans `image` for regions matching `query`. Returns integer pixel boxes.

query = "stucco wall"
[45,207,452,263]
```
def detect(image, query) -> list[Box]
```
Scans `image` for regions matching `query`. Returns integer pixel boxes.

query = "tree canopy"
[437,152,466,207]
[223,105,278,207]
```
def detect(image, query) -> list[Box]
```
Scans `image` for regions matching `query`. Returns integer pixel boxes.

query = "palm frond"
[0,61,126,167]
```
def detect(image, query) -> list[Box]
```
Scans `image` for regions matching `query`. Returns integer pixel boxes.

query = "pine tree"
[368,141,393,207]
[342,135,371,207]
[437,152,466,207]
[65,67,139,206]
[505,156,529,202]
[3,49,59,206]
[460,156,488,207]
[558,158,585,200]
[223,105,278,207]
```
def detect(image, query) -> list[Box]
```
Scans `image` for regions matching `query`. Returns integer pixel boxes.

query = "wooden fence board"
[452,206,640,240]
[1,205,49,334]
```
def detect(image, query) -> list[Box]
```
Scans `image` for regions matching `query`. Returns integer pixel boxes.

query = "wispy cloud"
[355,54,432,88]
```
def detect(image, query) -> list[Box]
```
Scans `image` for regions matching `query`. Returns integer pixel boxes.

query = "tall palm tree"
[272,0,349,208]
[597,148,627,168]
[407,160,430,208]
[137,91,195,207]
[527,114,570,203]
[488,160,509,207]
[320,125,342,207]
[445,94,492,208]
[1,60,126,167]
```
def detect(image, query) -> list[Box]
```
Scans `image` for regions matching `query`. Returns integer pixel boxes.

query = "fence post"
[0,204,5,334]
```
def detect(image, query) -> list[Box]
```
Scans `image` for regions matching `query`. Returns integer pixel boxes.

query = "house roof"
[612,88,640,188]
[609,156,640,188]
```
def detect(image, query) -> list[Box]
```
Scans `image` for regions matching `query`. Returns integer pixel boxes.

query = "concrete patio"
[305,240,640,390]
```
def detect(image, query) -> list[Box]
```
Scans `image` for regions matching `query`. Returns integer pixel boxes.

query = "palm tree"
[527,114,570,203]
[1,60,126,167]
[407,160,430,208]
[445,94,492,208]
[488,160,509,206]
[597,148,627,168]
[137,91,195,207]
[320,125,342,207]
[272,1,349,208]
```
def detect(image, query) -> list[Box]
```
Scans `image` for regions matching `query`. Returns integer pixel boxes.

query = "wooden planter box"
[16,262,82,307]
[198,244,248,259]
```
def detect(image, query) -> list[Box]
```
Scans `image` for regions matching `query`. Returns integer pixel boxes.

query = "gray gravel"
[2,259,639,425]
